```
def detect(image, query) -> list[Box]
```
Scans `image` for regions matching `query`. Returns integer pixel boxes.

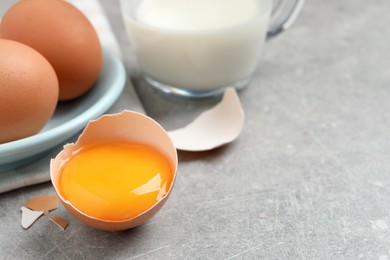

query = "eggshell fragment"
[50,110,177,231]
[23,195,59,215]
[168,88,245,151]
[21,206,44,229]
[50,215,69,230]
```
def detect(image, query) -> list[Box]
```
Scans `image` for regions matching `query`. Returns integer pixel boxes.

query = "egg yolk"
[59,141,173,221]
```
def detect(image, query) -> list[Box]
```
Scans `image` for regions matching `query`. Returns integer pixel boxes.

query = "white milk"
[124,0,270,91]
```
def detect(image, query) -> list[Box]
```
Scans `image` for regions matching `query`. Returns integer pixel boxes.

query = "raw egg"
[59,141,173,221]
[1,0,103,101]
[0,39,58,144]
[51,111,178,231]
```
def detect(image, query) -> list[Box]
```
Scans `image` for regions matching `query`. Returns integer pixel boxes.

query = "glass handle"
[267,0,305,40]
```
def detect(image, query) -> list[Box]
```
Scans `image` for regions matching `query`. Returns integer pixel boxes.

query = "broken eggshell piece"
[21,206,44,229]
[24,195,59,215]
[50,110,178,231]
[168,88,245,151]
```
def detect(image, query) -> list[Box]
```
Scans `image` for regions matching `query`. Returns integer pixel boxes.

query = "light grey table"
[2,0,390,259]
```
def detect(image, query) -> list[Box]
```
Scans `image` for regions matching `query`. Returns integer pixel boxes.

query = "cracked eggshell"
[50,110,178,231]
[168,88,245,151]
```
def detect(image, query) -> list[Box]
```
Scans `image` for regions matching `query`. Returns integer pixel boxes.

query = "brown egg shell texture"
[0,0,103,101]
[0,39,58,143]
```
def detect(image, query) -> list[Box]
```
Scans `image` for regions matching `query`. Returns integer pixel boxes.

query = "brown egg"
[0,39,59,144]
[1,0,102,101]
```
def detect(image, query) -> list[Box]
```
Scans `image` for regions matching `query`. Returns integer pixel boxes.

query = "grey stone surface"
[2,0,390,259]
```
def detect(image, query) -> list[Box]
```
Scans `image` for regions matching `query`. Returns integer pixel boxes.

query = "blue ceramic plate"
[0,47,126,171]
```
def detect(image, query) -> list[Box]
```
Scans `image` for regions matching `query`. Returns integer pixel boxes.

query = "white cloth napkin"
[0,0,143,194]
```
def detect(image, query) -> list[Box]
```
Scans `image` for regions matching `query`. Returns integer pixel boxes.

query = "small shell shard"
[21,206,44,229]
[24,195,59,215]
[50,215,69,230]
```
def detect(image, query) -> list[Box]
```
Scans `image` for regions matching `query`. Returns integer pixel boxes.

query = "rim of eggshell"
[50,110,178,228]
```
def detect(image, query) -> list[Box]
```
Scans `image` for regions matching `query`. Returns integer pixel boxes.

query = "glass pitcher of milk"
[120,0,304,98]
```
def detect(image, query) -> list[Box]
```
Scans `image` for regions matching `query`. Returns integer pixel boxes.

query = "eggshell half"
[168,88,245,151]
[50,110,178,231]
